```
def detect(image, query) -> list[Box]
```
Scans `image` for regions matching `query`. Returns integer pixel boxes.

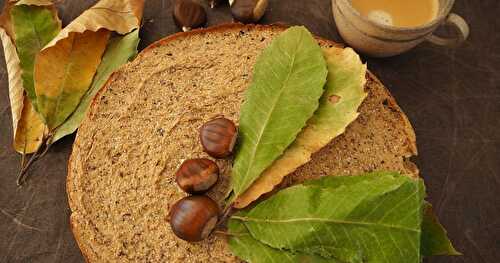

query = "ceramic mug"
[332,0,470,57]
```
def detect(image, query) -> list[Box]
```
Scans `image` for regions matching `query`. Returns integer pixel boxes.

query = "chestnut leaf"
[11,3,61,111]
[3,2,61,154]
[420,202,461,256]
[34,0,144,131]
[229,172,459,262]
[230,172,425,262]
[228,220,337,263]
[230,26,328,200]
[234,47,367,208]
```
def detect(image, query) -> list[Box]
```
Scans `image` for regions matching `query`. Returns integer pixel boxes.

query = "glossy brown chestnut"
[200,117,238,158]
[175,158,219,194]
[169,195,220,242]
[208,0,224,8]
[229,0,268,23]
[173,0,207,32]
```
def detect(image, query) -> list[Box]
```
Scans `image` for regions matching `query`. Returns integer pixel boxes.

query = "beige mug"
[332,0,470,57]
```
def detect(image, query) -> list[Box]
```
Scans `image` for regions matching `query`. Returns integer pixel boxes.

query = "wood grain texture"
[0,0,498,262]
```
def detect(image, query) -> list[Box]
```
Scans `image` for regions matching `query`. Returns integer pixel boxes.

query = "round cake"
[67,24,418,262]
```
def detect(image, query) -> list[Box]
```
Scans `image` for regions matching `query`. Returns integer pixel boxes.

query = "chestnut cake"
[67,24,418,262]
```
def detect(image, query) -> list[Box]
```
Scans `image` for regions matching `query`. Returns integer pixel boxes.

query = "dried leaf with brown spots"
[14,97,47,153]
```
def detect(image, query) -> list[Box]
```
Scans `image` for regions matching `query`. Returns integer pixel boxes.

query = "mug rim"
[335,0,456,33]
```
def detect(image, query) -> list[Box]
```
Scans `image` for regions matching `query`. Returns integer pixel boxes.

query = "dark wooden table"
[1,0,498,262]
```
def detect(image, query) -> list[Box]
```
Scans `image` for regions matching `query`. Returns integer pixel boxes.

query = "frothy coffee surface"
[351,0,439,27]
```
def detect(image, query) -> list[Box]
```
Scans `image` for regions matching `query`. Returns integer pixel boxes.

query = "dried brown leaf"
[0,27,23,139]
[15,0,54,6]
[14,97,46,153]
[0,1,15,38]
[43,0,144,49]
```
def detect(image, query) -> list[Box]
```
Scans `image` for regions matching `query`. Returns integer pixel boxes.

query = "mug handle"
[426,13,470,46]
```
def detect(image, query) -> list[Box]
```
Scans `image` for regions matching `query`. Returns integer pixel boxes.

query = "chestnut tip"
[169,195,220,242]
[175,158,219,194]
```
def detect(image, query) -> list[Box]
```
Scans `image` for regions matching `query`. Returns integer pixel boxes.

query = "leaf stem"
[16,134,53,186]
[213,230,233,237]
[217,205,235,229]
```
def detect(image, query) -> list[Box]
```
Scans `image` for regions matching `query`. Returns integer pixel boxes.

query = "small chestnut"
[200,117,238,158]
[208,0,224,8]
[173,0,207,32]
[175,158,219,194]
[169,195,220,242]
[229,0,268,23]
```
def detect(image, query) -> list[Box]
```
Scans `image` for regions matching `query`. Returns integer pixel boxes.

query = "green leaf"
[231,172,425,263]
[52,30,140,142]
[228,220,336,263]
[303,171,403,188]
[231,26,328,199]
[306,173,461,257]
[234,47,368,209]
[421,203,461,256]
[10,4,61,110]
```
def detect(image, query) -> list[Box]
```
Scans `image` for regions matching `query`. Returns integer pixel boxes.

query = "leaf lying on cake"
[228,220,336,263]
[230,26,328,200]
[231,172,425,263]
[35,0,144,132]
[229,172,460,263]
[52,29,140,142]
[234,47,368,208]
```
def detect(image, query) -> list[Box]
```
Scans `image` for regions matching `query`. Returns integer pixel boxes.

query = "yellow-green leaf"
[35,30,110,130]
[230,26,328,200]
[14,97,46,153]
[234,47,367,208]
[0,14,45,154]
[11,3,61,109]
[34,0,144,131]
[52,30,140,142]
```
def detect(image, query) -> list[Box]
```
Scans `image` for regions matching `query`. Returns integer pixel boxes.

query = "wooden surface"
[0,0,498,262]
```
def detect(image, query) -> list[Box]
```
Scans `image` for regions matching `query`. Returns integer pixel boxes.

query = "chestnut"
[229,0,268,23]
[173,0,207,32]
[208,0,224,8]
[199,117,238,158]
[175,158,219,194]
[169,195,220,242]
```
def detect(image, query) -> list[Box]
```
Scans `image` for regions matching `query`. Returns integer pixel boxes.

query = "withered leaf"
[0,2,49,154]
[34,0,144,131]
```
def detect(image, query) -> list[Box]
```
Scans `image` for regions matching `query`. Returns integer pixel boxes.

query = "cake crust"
[67,23,417,262]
